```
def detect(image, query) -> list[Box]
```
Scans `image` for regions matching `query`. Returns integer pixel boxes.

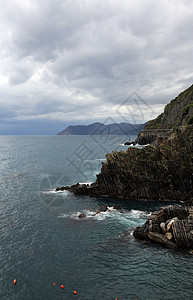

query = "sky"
[0,0,193,134]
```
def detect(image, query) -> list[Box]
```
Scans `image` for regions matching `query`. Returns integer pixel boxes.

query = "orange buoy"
[13,279,17,285]
[61,285,64,289]
[53,283,56,286]
[73,290,77,295]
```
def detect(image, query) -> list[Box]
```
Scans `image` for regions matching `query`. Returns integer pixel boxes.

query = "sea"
[1,135,193,300]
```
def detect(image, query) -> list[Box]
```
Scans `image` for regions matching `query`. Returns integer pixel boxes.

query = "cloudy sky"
[0,0,193,134]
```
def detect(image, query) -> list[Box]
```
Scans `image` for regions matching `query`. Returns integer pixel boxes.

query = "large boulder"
[147,232,177,249]
[134,204,193,250]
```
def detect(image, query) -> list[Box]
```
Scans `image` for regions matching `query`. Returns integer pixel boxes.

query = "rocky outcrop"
[62,125,193,201]
[58,85,193,201]
[133,202,193,250]
[135,129,170,145]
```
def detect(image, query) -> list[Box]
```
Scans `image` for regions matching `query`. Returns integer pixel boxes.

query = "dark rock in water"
[78,213,86,218]
[113,205,123,211]
[55,186,66,191]
[133,202,193,250]
[124,141,133,146]
[96,205,108,214]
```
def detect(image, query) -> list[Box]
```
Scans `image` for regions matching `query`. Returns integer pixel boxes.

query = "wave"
[79,182,93,186]
[119,143,150,148]
[41,189,69,195]
[135,143,150,148]
[59,207,150,224]
[84,158,106,163]
[130,209,150,218]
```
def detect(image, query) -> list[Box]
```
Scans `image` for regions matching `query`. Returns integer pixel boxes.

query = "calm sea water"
[1,135,193,300]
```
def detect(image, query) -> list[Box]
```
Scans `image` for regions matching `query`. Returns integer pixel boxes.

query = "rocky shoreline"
[57,124,193,201]
[133,200,193,250]
[56,84,193,251]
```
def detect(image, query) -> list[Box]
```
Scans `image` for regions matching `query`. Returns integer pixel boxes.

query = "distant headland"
[56,122,145,135]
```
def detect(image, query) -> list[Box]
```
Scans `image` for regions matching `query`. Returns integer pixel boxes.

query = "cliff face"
[136,84,193,144]
[63,84,193,202]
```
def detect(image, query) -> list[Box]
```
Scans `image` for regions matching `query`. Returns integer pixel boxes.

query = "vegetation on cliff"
[145,84,193,130]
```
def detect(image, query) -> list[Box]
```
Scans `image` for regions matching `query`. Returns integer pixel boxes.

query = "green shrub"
[187,116,193,125]
[182,103,193,116]
[182,105,190,116]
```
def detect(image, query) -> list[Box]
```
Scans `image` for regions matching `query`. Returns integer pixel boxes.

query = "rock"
[135,129,170,145]
[160,222,166,233]
[166,217,178,232]
[78,213,86,218]
[124,141,135,146]
[133,204,193,250]
[113,205,123,211]
[96,205,108,214]
[55,186,66,191]
[147,232,178,249]
[165,232,173,240]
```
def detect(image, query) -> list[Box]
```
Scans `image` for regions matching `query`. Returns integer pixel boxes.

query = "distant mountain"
[57,122,145,135]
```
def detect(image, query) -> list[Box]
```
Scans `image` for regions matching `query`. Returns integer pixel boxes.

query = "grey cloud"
[0,0,193,133]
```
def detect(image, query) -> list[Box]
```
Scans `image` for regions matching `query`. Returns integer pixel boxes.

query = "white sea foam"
[84,158,106,163]
[41,189,69,195]
[134,143,150,148]
[130,209,150,218]
[79,182,93,186]
[120,143,134,146]
[58,207,150,223]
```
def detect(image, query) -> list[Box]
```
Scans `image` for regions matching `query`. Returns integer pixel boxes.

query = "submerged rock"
[124,141,135,146]
[96,205,108,214]
[113,205,123,211]
[78,213,86,218]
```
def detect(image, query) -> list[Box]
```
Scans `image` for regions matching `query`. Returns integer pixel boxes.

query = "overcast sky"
[0,0,193,134]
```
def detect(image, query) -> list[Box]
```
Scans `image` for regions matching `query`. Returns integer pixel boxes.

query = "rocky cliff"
[59,84,193,202]
[62,124,193,201]
[136,84,193,144]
